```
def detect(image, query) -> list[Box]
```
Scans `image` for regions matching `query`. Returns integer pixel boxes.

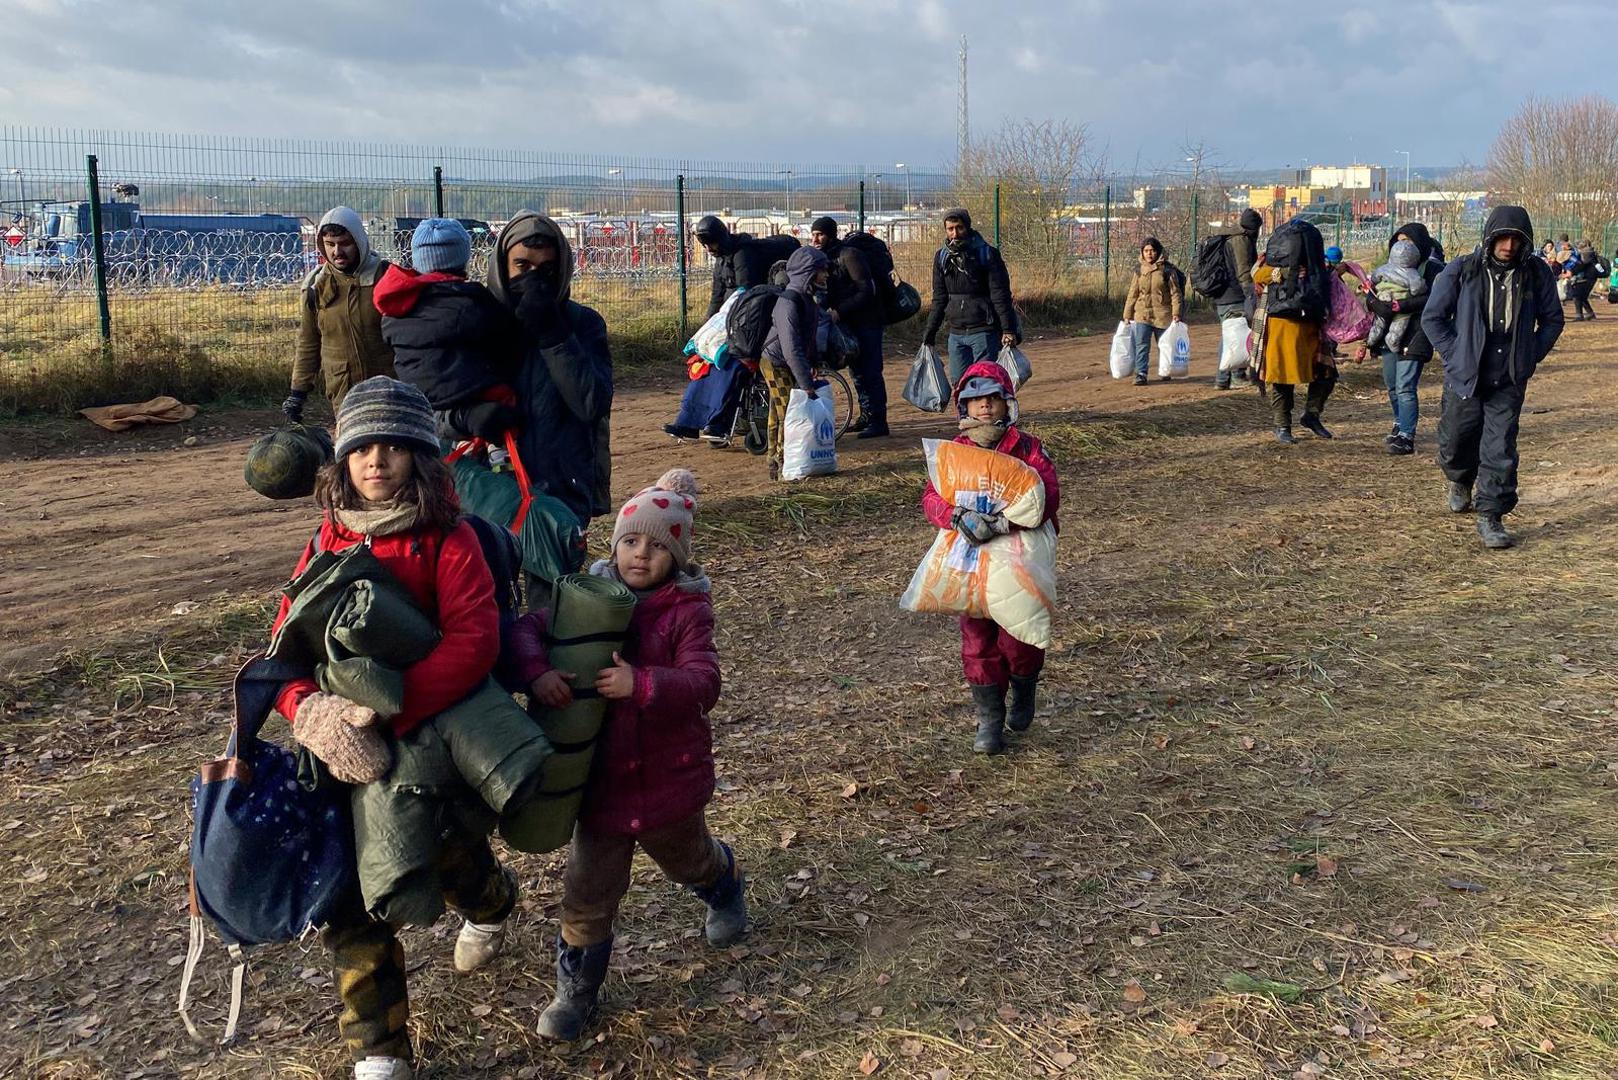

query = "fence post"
[1102,185,1111,299]
[858,181,866,232]
[433,166,445,217]
[85,154,112,346]
[676,175,689,340]
[993,184,1001,249]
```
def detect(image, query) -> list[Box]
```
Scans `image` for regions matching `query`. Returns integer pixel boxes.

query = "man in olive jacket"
[284,207,395,420]
[1211,208,1262,389]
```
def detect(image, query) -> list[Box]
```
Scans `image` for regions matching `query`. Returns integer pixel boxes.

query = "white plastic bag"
[685,289,742,367]
[997,344,1032,390]
[1108,321,1133,379]
[1557,277,1569,302]
[902,344,950,412]
[781,388,838,480]
[1157,321,1191,378]
[1219,317,1250,373]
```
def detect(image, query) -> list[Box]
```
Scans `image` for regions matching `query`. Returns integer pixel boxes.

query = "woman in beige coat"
[1121,237,1184,385]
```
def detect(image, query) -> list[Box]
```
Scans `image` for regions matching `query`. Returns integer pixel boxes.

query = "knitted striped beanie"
[334,376,439,459]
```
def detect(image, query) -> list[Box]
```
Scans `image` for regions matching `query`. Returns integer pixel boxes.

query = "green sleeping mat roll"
[499,572,637,853]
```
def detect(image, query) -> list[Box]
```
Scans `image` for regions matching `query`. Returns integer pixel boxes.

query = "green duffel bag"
[499,572,636,854]
[327,578,440,667]
[245,424,333,500]
[267,541,393,668]
[451,455,586,585]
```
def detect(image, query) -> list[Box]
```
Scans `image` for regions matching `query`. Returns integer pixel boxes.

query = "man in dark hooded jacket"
[1211,208,1263,390]
[922,208,1021,385]
[1367,222,1444,456]
[1422,206,1562,550]
[811,216,888,438]
[695,215,800,320]
[479,211,614,533]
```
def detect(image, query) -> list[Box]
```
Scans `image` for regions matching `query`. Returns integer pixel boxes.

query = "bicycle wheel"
[741,382,769,456]
[817,369,856,439]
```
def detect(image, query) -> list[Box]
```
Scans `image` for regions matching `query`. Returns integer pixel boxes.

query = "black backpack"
[1190,234,1233,298]
[725,284,789,360]
[1263,219,1330,321]
[844,231,921,325]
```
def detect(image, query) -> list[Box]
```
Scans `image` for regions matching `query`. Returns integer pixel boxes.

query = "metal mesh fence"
[3,128,1569,413]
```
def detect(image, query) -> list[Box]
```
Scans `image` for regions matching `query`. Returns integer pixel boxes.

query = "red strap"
[444,435,532,533]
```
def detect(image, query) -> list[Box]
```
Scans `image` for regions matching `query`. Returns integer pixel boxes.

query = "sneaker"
[1275,428,1297,445]
[848,414,871,433]
[454,919,508,974]
[1476,513,1514,550]
[1387,434,1414,456]
[487,447,511,473]
[1299,414,1333,439]
[663,424,699,441]
[1384,426,1400,446]
[1133,374,1149,386]
[1446,481,1474,514]
[1215,381,1231,391]
[354,1058,414,1080]
[855,422,890,440]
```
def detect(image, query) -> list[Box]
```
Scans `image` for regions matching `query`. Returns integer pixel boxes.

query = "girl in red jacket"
[921,361,1060,755]
[509,467,742,1041]
[274,376,516,1080]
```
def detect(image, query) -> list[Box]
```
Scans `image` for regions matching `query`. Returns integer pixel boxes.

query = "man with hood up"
[284,207,395,420]
[1210,208,1263,390]
[1422,206,1563,549]
[480,211,614,538]
[1365,222,1443,456]
[922,208,1021,386]
[811,216,888,438]
[760,246,830,481]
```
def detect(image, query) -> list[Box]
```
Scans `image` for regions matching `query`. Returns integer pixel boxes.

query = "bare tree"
[1488,96,1618,239]
[957,118,1105,285]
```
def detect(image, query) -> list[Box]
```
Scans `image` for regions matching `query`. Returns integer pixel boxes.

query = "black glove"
[509,268,571,344]
[922,334,938,349]
[1365,296,1393,318]
[950,507,997,545]
[282,389,307,424]
[455,401,522,443]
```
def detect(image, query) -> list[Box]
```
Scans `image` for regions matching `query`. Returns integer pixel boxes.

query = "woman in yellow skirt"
[1252,259,1337,444]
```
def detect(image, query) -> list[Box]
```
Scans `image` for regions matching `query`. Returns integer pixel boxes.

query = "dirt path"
[0,323,1226,672]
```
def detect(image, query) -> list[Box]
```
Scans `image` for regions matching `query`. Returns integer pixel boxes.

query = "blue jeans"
[1130,322,1163,378]
[947,331,996,386]
[1380,350,1425,438]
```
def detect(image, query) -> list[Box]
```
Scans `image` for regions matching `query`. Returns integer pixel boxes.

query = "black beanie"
[944,207,972,228]
[811,216,838,238]
[1239,209,1262,233]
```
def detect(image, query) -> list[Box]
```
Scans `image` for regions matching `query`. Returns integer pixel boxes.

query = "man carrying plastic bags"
[903,343,951,412]
[782,388,838,480]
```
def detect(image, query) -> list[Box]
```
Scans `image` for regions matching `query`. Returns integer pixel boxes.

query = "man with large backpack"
[1194,208,1263,390]
[811,216,890,438]
[284,207,396,421]
[922,208,1021,386]
[1421,205,1563,549]
[757,246,829,480]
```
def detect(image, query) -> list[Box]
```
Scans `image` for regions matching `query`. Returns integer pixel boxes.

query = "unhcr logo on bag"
[815,415,836,446]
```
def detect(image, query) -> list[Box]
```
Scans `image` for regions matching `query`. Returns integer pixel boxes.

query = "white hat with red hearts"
[610,468,699,570]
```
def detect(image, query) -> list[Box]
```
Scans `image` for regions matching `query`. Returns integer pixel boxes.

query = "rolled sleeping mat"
[245,424,333,500]
[433,679,552,822]
[326,578,440,667]
[498,572,636,853]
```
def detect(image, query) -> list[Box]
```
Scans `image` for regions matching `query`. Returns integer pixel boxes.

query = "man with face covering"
[922,208,1021,386]
[479,211,614,536]
[1422,206,1563,549]
[759,246,830,480]
[284,207,395,420]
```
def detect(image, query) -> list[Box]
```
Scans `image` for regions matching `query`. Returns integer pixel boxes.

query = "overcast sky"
[5,0,1610,174]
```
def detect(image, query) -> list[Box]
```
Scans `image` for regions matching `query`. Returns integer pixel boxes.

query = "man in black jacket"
[695,215,799,319]
[1211,208,1262,390]
[922,208,1021,385]
[811,216,888,438]
[1421,205,1563,550]
[1368,222,1443,456]
[664,217,800,441]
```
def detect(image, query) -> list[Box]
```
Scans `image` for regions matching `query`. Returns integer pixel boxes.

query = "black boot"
[856,418,890,439]
[1476,513,1514,550]
[1300,413,1333,439]
[1446,481,1473,514]
[848,413,871,433]
[689,842,749,946]
[663,424,699,440]
[536,936,613,1041]
[1275,428,1297,445]
[970,684,1006,755]
[1006,673,1039,733]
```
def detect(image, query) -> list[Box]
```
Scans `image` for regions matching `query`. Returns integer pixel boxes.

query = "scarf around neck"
[959,416,1008,447]
[334,500,419,538]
